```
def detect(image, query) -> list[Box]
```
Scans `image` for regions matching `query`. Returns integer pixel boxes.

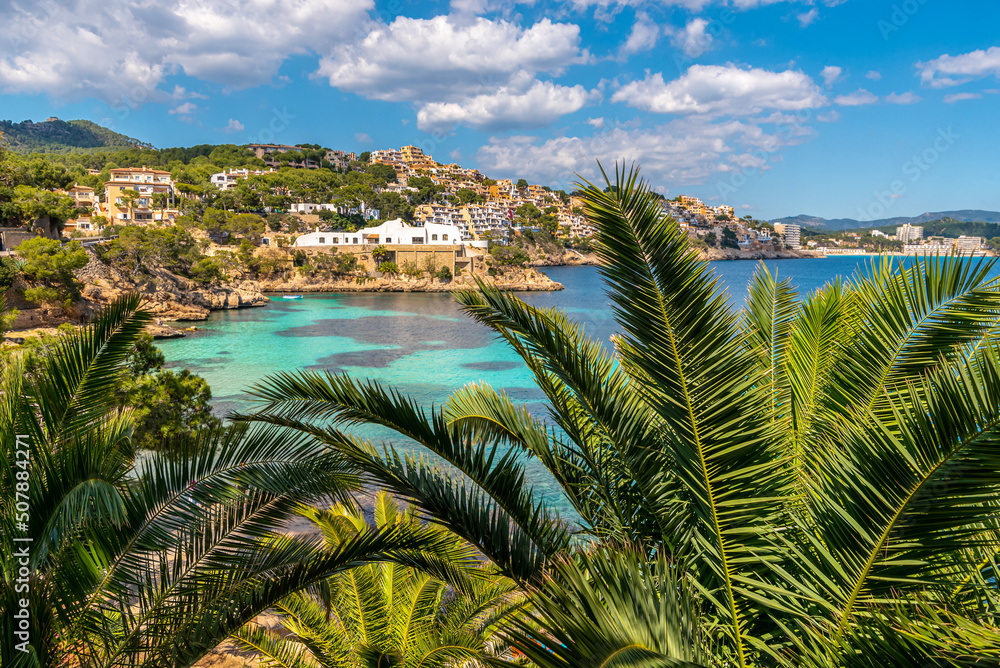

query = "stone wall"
[289,244,481,274]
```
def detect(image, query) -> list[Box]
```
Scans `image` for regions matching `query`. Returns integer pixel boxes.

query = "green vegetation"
[242,166,1000,667]
[0,295,440,667]
[236,493,522,667]
[17,237,88,306]
[488,243,531,267]
[0,118,150,153]
[376,261,399,274]
[117,333,221,450]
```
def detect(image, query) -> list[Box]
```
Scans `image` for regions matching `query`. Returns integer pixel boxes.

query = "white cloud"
[586,117,606,128]
[0,0,374,102]
[355,132,373,143]
[816,110,840,122]
[834,88,878,106]
[222,119,244,133]
[885,91,921,104]
[669,18,714,58]
[797,8,819,27]
[611,64,827,116]
[821,65,842,88]
[316,16,587,103]
[416,77,594,132]
[866,70,882,81]
[476,114,818,188]
[943,92,982,103]
[315,15,590,132]
[169,102,197,116]
[620,13,660,57]
[918,46,1000,88]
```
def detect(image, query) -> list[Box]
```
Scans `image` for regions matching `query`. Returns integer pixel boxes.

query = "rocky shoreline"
[4,256,563,342]
[4,247,812,344]
[254,267,561,294]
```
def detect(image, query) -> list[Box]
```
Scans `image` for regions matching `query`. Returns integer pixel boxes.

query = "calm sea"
[156,256,973,506]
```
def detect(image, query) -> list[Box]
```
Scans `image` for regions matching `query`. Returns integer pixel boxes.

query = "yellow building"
[63,184,95,208]
[102,167,174,223]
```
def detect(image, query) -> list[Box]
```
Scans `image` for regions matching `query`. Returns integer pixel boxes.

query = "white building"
[955,235,984,253]
[869,229,888,238]
[772,223,801,249]
[292,219,463,247]
[896,224,924,244]
[210,168,276,191]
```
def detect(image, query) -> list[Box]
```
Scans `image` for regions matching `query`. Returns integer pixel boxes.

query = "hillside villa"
[287,219,468,248]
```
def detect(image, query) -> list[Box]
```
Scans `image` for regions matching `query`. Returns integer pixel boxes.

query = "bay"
[155,256,968,507]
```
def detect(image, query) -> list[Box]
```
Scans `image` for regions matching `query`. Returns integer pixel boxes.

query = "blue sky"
[1,0,997,220]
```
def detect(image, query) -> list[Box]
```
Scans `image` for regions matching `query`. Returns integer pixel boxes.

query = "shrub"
[377,261,398,275]
[23,285,61,306]
[371,245,390,263]
[189,257,226,284]
[401,260,422,278]
[435,265,452,280]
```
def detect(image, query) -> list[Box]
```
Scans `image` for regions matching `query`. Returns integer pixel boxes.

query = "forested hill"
[841,218,1000,241]
[0,118,151,153]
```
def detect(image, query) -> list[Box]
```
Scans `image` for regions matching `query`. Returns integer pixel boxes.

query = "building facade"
[773,223,802,249]
[896,224,924,244]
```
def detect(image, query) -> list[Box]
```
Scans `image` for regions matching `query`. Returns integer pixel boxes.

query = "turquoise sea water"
[155,256,947,505]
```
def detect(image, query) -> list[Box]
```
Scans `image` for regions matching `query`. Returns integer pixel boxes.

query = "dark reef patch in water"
[461,361,521,372]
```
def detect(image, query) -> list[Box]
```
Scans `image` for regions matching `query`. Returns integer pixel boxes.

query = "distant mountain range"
[0,118,151,153]
[771,210,1000,232]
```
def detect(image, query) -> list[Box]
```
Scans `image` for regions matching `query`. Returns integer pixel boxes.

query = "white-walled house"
[292,219,463,248]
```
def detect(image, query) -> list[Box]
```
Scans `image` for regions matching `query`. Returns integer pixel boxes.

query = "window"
[319,237,325,244]
[431,234,438,241]
[443,234,449,241]
[412,237,424,244]
[353,238,359,244]
[332,237,339,244]
[385,237,392,243]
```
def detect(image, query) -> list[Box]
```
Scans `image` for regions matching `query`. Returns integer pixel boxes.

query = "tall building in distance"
[896,223,924,244]
[773,223,801,249]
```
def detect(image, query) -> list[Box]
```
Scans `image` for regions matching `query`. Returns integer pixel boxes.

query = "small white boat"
[282,295,303,300]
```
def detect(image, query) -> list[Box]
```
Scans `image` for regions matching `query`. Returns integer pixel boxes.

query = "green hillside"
[0,118,152,153]
[841,218,1000,240]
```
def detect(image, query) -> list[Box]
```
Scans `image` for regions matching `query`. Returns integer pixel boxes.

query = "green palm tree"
[239,165,1000,666]
[0,295,469,668]
[235,492,523,668]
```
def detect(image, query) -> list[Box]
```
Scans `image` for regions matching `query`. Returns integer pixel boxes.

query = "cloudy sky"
[1,0,997,219]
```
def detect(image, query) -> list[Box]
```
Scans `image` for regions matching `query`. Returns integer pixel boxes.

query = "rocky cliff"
[697,247,810,261]
[77,253,269,321]
[255,267,561,293]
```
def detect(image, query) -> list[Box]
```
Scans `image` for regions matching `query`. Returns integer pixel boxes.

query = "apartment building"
[414,204,465,228]
[247,143,350,170]
[773,223,802,249]
[102,167,175,222]
[210,168,277,191]
[955,235,984,253]
[461,204,512,241]
[371,149,403,165]
[400,145,437,171]
[896,223,924,244]
[63,184,95,208]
